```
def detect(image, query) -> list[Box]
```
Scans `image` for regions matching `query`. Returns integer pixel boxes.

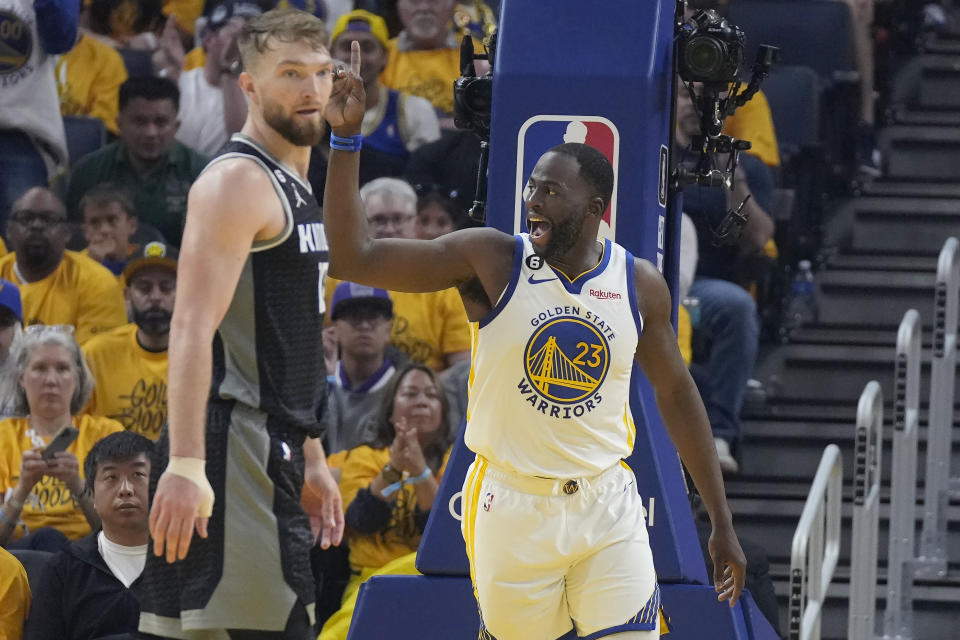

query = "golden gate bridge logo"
[524,317,609,404]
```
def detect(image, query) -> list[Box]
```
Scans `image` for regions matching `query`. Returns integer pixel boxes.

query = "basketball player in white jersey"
[324,45,746,640]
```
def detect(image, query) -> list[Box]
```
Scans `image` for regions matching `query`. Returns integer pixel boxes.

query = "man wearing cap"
[82,242,177,441]
[175,0,262,157]
[330,10,439,182]
[0,187,127,346]
[322,280,404,454]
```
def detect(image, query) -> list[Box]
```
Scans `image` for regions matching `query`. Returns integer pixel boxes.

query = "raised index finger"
[350,40,361,77]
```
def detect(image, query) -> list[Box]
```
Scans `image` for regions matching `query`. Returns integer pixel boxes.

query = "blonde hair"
[238,8,330,73]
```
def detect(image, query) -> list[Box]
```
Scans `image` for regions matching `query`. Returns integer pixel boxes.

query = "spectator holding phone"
[0,327,123,552]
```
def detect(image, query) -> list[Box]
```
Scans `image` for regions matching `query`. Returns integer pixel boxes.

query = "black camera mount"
[453,31,496,223]
[672,1,778,245]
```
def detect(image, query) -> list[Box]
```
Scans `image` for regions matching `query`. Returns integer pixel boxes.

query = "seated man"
[79,183,139,279]
[0,187,127,345]
[175,0,262,157]
[0,548,31,639]
[675,82,775,474]
[322,281,402,455]
[380,0,477,124]
[24,431,153,640]
[324,178,471,372]
[63,76,208,247]
[330,10,440,183]
[83,242,177,440]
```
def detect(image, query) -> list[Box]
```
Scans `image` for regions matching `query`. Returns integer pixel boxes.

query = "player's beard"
[133,307,172,337]
[262,97,326,147]
[538,209,585,261]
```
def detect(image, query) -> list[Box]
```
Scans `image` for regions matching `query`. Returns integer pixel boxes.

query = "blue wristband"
[381,467,432,497]
[330,133,363,152]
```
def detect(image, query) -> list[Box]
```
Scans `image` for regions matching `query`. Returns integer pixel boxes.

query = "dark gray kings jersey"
[203,134,328,436]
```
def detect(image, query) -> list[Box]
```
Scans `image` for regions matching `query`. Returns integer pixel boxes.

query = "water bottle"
[784,260,818,333]
[681,297,701,328]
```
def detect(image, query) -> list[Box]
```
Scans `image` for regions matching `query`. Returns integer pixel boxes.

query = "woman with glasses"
[0,326,123,551]
[319,363,455,640]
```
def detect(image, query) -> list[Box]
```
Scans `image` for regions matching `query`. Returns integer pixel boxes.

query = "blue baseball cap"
[330,281,392,320]
[0,279,22,323]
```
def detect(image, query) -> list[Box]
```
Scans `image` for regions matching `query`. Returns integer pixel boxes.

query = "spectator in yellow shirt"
[55,30,128,134]
[320,363,454,640]
[0,187,128,345]
[83,242,176,440]
[0,328,124,551]
[80,183,140,280]
[0,548,31,640]
[325,178,471,371]
[380,0,469,123]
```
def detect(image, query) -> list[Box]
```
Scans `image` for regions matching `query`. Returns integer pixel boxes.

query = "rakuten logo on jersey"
[589,289,622,300]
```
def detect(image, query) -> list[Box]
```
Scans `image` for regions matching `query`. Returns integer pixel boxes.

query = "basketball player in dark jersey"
[139,9,344,638]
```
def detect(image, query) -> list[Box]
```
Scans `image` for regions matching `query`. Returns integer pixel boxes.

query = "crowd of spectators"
[0,0,933,636]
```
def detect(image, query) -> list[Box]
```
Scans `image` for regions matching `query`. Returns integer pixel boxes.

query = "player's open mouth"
[528,216,551,240]
[295,108,320,116]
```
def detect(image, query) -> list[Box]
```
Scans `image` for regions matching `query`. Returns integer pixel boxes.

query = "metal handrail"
[848,382,883,640]
[917,237,958,579]
[883,309,922,639]
[789,444,843,640]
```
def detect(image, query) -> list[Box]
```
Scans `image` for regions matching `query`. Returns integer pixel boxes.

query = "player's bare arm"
[150,159,287,563]
[323,42,514,315]
[632,258,747,605]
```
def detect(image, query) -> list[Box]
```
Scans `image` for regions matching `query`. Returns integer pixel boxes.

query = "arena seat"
[727,0,855,82]
[8,549,53,594]
[762,65,821,161]
[63,116,106,165]
[118,48,154,78]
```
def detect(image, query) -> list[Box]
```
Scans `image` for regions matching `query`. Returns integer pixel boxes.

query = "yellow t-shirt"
[381,41,463,116]
[325,277,471,371]
[56,33,129,134]
[0,251,128,345]
[163,0,204,35]
[339,445,449,572]
[723,89,780,168]
[82,323,168,440]
[0,415,124,541]
[0,237,7,258]
[183,46,205,71]
[0,548,30,640]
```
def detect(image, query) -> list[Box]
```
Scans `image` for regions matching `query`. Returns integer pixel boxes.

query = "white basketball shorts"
[461,455,660,640]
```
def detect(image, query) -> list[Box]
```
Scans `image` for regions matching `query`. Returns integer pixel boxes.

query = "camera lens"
[684,36,724,79]
[464,79,492,112]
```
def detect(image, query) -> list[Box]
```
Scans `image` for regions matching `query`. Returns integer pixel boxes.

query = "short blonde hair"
[238,8,330,73]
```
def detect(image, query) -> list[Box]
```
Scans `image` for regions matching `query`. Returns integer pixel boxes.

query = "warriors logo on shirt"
[524,316,609,405]
[0,11,32,75]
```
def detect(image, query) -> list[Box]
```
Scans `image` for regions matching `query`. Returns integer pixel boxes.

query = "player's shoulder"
[188,155,281,219]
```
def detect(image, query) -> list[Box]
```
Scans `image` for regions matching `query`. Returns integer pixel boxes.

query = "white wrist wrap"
[166,456,215,517]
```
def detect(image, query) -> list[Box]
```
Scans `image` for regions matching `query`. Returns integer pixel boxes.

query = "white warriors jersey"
[465,234,643,478]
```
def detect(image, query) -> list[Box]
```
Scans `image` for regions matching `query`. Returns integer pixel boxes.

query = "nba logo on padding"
[515,116,620,241]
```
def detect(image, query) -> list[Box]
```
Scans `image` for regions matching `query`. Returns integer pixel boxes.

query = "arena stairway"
[721,31,960,640]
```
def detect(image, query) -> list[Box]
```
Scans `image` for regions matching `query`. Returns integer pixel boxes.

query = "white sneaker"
[715,438,739,474]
